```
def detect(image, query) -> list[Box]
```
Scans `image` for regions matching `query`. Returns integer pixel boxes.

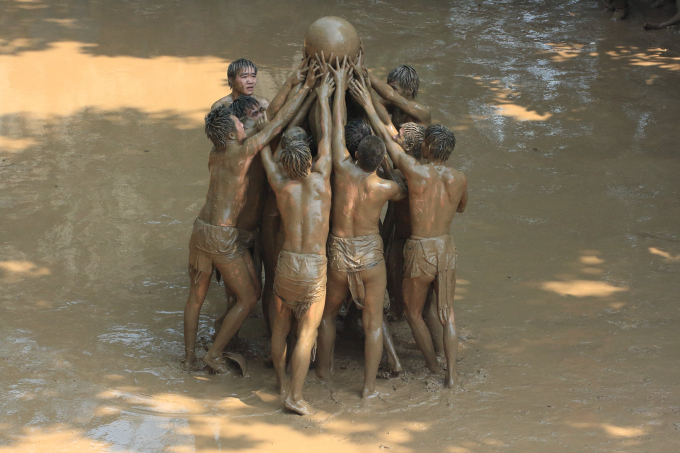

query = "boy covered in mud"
[315,57,406,399]
[369,64,431,129]
[352,76,467,388]
[212,58,270,112]
[259,69,333,416]
[182,75,313,374]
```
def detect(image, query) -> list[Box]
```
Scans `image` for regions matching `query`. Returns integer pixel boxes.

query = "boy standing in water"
[369,65,431,129]
[212,58,271,111]
[353,76,467,388]
[260,70,333,415]
[182,78,312,373]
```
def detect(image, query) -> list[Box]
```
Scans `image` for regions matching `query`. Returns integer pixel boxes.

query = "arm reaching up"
[368,71,431,126]
[349,76,420,180]
[312,72,335,179]
[266,57,310,119]
[260,144,287,191]
[327,55,353,167]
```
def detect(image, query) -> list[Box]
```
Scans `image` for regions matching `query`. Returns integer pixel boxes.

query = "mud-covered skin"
[368,72,431,130]
[211,63,270,112]
[182,82,312,374]
[352,75,467,388]
[260,70,332,415]
[315,57,405,399]
[644,0,680,29]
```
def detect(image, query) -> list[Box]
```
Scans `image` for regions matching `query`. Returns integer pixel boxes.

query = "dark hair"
[230,95,260,121]
[387,65,419,97]
[400,122,426,158]
[281,140,312,180]
[345,118,372,159]
[424,124,456,162]
[281,127,308,150]
[205,105,237,147]
[356,135,386,173]
[227,59,257,87]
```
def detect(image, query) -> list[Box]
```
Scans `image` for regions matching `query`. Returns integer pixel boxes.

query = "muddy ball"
[304,17,360,64]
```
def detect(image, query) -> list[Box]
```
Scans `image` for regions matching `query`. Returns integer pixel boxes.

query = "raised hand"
[303,60,321,89]
[348,75,373,109]
[329,55,352,91]
[315,72,336,100]
[289,57,311,86]
[315,51,334,76]
[255,111,269,132]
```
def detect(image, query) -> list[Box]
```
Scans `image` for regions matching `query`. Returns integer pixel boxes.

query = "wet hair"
[227,58,257,87]
[205,105,237,147]
[356,135,386,173]
[281,126,308,150]
[230,95,260,121]
[345,118,372,159]
[387,65,420,98]
[281,139,312,180]
[400,122,426,158]
[424,124,456,162]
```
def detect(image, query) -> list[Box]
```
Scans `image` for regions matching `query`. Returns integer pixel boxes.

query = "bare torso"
[275,173,331,255]
[235,146,268,231]
[409,164,467,238]
[331,163,397,238]
[211,94,270,111]
[198,145,255,227]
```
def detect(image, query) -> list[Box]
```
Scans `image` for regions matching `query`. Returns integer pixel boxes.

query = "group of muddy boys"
[181,49,468,416]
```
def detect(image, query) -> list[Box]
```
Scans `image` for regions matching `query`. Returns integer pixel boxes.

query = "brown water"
[1,1,680,451]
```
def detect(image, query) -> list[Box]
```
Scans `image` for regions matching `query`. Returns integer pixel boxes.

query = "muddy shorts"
[273,251,327,318]
[187,218,244,284]
[403,234,457,312]
[327,234,384,309]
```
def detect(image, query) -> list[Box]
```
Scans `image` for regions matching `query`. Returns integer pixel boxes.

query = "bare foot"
[180,351,202,371]
[283,396,316,415]
[202,353,230,374]
[362,387,379,399]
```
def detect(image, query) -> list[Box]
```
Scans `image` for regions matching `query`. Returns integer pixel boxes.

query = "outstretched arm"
[286,90,317,131]
[266,57,310,119]
[328,55,352,167]
[312,72,335,179]
[369,72,431,126]
[349,77,420,179]
[351,57,398,137]
[244,65,320,158]
[260,144,287,191]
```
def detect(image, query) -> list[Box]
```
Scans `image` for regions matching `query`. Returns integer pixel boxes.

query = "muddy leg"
[382,318,402,375]
[260,194,280,336]
[182,275,211,370]
[403,274,439,373]
[434,271,458,388]
[315,268,349,381]
[361,264,386,398]
[423,288,445,358]
[202,255,258,373]
[271,294,292,394]
[387,236,406,319]
[284,299,325,415]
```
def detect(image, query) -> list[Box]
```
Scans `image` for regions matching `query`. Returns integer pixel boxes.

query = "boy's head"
[281,127,309,150]
[227,58,258,96]
[345,118,372,159]
[422,124,456,163]
[356,135,386,173]
[281,139,312,180]
[230,95,264,127]
[394,122,426,159]
[387,65,419,98]
[205,105,244,147]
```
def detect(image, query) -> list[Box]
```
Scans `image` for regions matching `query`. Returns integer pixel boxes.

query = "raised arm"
[349,76,420,179]
[266,57,310,119]
[286,89,317,131]
[312,72,335,179]
[243,65,320,158]
[328,55,352,167]
[368,72,431,126]
[260,144,287,191]
[351,56,398,136]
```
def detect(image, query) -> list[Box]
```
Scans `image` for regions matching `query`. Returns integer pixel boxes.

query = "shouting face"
[231,67,257,96]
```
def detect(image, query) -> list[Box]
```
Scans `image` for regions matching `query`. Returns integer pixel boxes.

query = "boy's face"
[241,104,264,130]
[388,81,409,98]
[232,67,257,96]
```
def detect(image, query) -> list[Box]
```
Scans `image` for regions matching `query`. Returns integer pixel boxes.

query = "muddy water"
[1,0,680,451]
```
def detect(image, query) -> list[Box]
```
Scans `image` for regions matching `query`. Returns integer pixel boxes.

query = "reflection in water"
[0,260,50,283]
[541,279,628,298]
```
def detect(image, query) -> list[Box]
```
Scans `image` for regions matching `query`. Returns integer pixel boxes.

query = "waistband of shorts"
[329,233,382,242]
[279,250,327,261]
[409,233,451,242]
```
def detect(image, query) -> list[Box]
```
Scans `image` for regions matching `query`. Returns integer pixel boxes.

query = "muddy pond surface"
[1,1,679,452]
